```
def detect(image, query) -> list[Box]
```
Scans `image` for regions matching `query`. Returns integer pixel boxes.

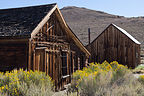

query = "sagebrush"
[70,61,144,96]
[0,69,54,96]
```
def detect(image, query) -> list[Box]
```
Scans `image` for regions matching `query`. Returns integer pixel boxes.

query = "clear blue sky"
[0,0,144,17]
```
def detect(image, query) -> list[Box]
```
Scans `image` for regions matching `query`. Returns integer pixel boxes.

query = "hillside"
[61,6,144,46]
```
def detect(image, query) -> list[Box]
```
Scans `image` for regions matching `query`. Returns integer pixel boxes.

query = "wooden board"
[87,24,141,68]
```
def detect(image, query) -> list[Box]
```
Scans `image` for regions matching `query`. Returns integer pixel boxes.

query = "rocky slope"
[61,6,144,46]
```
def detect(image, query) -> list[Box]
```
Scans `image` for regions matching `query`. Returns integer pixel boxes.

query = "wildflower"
[1,86,4,90]
[72,61,128,88]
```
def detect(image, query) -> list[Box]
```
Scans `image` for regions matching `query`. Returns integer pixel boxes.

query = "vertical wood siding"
[0,9,88,90]
[28,10,87,90]
[87,24,140,68]
[0,42,28,72]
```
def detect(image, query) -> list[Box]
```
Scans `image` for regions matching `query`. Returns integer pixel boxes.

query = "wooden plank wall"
[28,11,87,90]
[0,9,88,91]
[0,42,28,72]
[87,24,140,68]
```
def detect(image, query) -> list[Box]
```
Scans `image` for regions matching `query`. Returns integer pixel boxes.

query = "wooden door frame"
[33,48,46,71]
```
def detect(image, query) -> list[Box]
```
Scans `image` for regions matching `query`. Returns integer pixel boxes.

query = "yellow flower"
[140,75,144,79]
[5,85,8,90]
[0,86,4,90]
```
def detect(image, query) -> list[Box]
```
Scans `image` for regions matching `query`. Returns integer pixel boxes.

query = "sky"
[0,0,144,17]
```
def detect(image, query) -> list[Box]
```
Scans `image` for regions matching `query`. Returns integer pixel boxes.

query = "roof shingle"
[0,3,56,37]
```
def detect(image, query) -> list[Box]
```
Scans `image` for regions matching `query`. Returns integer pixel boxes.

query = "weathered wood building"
[86,23,141,68]
[0,3,90,89]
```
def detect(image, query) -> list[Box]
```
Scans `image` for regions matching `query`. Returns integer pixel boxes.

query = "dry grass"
[68,61,144,96]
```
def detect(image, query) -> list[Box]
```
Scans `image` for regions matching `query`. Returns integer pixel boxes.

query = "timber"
[0,3,90,90]
[86,23,141,68]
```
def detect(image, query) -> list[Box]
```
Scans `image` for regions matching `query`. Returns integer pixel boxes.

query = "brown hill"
[61,6,144,47]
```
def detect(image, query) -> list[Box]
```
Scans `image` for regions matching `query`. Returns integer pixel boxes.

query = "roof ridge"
[112,23,141,44]
[0,3,57,11]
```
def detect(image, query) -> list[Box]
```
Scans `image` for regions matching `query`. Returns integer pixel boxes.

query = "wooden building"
[86,23,141,68]
[0,3,90,89]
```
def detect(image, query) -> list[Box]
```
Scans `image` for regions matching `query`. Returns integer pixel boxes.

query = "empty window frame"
[61,52,68,76]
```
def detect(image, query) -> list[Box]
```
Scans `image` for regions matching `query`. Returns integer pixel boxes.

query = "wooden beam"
[0,39,28,43]
[44,51,47,72]
[67,52,69,75]
[28,40,32,71]
[35,47,47,49]
[46,52,49,75]
[53,49,56,83]
[55,8,90,57]
[33,50,36,71]
[46,22,49,41]
[50,48,52,77]
[34,42,69,48]
[45,49,59,53]
[31,4,57,39]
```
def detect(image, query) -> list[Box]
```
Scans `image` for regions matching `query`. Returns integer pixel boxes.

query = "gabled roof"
[0,3,56,37]
[112,23,141,44]
[89,23,141,45]
[0,3,90,57]
[31,4,90,57]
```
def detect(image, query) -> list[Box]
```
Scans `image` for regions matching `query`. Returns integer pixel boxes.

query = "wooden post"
[44,50,46,72]
[46,52,49,75]
[72,54,75,73]
[85,58,88,67]
[33,50,36,71]
[88,28,91,44]
[53,47,55,83]
[78,57,80,70]
[50,47,52,78]
[28,40,32,71]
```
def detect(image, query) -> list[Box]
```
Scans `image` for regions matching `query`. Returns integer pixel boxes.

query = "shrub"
[138,75,144,84]
[133,64,144,74]
[0,69,54,96]
[70,61,144,96]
